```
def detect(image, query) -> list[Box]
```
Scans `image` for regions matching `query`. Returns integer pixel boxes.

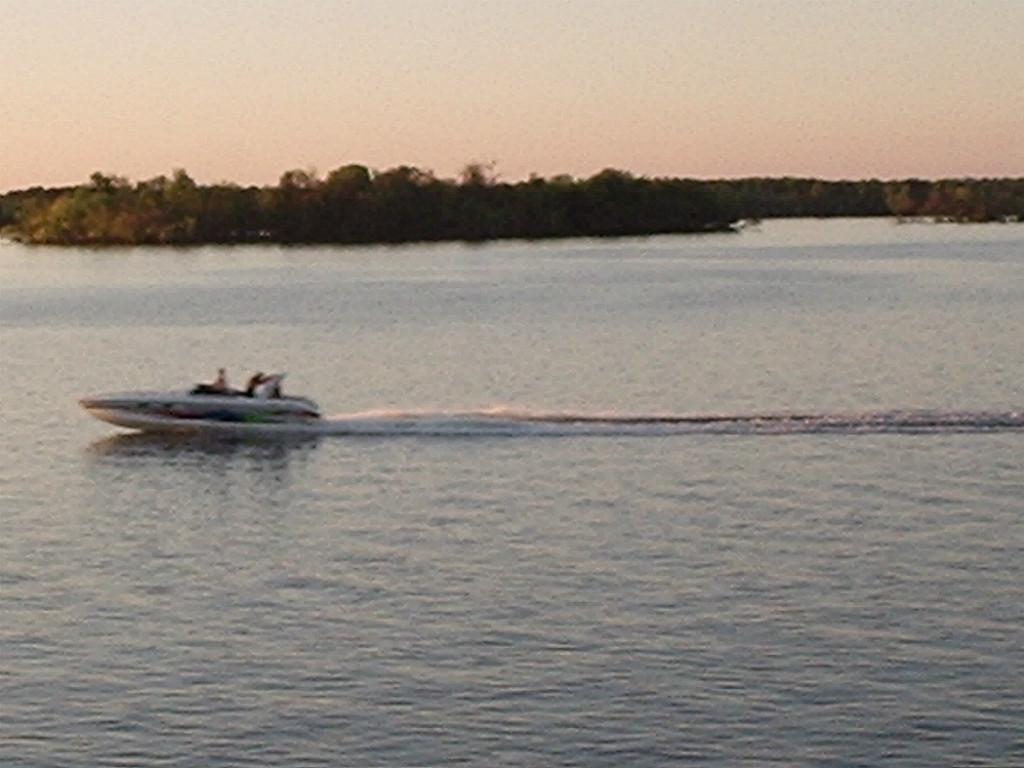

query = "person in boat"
[191,368,231,395]
[245,371,265,397]
[244,371,285,398]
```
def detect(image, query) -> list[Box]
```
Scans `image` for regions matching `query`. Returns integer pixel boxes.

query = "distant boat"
[80,374,321,433]
[729,218,760,231]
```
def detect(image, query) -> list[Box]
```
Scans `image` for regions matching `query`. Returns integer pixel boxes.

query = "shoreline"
[2,167,1021,247]
[4,214,1023,250]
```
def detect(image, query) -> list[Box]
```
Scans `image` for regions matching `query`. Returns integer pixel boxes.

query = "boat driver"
[245,372,265,397]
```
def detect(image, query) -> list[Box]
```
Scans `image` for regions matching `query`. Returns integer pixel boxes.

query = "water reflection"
[88,431,321,460]
[87,432,321,489]
[85,432,322,509]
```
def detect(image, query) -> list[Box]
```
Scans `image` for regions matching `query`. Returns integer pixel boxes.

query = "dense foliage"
[1,166,1022,246]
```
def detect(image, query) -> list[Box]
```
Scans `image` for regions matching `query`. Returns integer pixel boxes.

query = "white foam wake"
[317,407,1024,437]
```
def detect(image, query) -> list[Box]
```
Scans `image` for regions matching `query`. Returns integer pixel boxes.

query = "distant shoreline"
[2,166,1021,247]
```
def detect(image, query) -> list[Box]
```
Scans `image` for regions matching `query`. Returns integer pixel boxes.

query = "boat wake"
[319,407,1024,437]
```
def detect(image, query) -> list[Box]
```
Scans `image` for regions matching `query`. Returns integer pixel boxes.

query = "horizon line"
[4,167,1024,195]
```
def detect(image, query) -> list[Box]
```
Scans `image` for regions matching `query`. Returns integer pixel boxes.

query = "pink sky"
[1,0,1021,191]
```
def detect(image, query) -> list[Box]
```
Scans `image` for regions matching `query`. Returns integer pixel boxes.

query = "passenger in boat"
[212,368,228,391]
[244,372,265,397]
[192,368,230,395]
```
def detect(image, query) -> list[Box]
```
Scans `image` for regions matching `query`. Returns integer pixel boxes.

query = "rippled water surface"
[2,220,1023,766]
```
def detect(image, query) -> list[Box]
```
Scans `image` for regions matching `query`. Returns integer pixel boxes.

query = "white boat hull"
[81,390,322,434]
[83,407,321,434]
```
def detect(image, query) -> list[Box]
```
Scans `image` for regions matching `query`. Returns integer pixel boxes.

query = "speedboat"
[80,375,321,433]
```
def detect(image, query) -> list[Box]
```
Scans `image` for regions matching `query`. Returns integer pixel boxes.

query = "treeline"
[1,166,1022,246]
[0,166,732,246]
[708,177,1024,220]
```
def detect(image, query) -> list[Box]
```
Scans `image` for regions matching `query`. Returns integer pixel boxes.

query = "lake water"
[1,219,1022,766]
